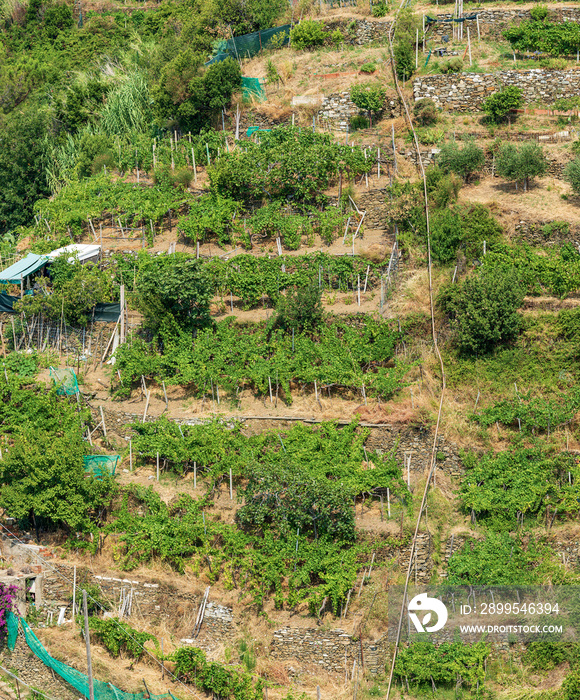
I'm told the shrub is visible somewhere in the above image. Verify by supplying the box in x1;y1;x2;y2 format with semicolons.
524;639;568;671
438;268;524;354
269;284;323;333
394;40;414;80
331;29;344;46
173;167;193;188
290;20;327;49
437;140;485;183
90;153;115;176
563;670;580;700
413;97;438;126
350;82;386;126
440;57;463;74
483;86;523;123
360;62;377;73
371;1;388;17
425;166;461;208
266;59;280;84
530;4;548;21
496;141;547;191
564;157;580;194
350;114;369;131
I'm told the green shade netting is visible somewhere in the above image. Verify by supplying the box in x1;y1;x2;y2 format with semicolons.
242;77;266;101
49;367;79;396
0;254;48;285
83;455;120;478
206;24;290;64
6;611;18;651
16;618;173;700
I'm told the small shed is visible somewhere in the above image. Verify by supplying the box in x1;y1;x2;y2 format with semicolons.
0;253;49;287
46;243;101;264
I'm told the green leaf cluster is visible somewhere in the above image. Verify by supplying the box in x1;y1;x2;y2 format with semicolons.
438;268;524;355
481;242;580;299
504;19;580;56
395;639;489;689
87;616;157;660
460;448;579;528
114;316;408;403
447;533;548;585
174;646;264;699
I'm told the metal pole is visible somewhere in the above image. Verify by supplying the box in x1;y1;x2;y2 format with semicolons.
83;591;95;700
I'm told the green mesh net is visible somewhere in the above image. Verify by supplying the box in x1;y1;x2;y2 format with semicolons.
49;367;79;396
207;24;290;64
83;455;120;479
18;618;174;700
6;611;18;651
242;77;266;102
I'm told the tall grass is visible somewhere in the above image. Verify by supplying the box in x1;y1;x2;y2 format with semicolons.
99;71;153;136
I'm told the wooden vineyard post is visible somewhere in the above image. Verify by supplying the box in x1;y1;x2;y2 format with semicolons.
83;591;95;700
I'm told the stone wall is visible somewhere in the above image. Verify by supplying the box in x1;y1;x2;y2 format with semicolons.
0;635;78;700
414;69;580;112
270;627;388;675
42;563;236;651
317;91;402;131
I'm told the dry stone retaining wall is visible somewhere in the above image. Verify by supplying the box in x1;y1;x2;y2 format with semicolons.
270;627;388;675
414;69;580;112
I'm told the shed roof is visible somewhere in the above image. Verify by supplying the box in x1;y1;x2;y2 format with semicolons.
0;254;49;285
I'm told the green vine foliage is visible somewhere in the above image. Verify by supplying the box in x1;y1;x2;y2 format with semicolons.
87;616;157;660
504;20;580;56
481;242;580;299
460;449;579;528
208;126;373;205
447;533;550;585
473;389;580;436
107;421;408;614
394;639;490;690
114;317;408;403
112;250;383;308
173;646;264;700
33;173;187;239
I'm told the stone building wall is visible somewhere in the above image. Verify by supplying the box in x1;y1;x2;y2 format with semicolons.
414;69;580;112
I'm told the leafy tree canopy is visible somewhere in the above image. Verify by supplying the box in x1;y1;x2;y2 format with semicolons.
438;268;524;354
136;253;213;334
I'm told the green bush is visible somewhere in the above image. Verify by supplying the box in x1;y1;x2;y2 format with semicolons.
496;141;547;190
438;268;524;355
360;62;377;73
331;29;344;46
426;167;461;208
530;4;549;21
394;40;414;80
483;86;523;123
440;57;463;74
350;114;370;131
564;157;580;194
371;1;388;17
350;82;386;126
563;670;580;700
447;533;546;585
437;139;485;183
524;639;569;671
290;20;327;49
269;284;324;333
413;97;438;126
